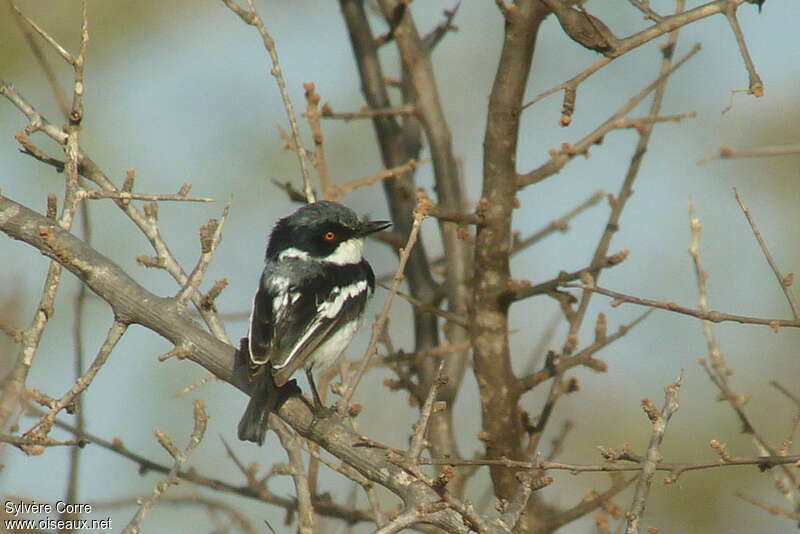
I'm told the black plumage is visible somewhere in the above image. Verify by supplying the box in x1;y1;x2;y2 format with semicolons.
237;201;389;445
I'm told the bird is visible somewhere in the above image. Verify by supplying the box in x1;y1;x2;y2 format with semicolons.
237;200;391;445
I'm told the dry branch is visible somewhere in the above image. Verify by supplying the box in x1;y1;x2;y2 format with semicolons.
222;0;315;203
121;400;209;534
624;375;682;533
561;282;800;330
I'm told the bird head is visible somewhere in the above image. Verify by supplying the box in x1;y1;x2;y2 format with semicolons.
266;201;391;265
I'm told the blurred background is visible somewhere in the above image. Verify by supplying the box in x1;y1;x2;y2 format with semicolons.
1;1;799;532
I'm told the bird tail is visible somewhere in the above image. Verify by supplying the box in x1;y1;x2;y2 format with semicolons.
237;376;272;445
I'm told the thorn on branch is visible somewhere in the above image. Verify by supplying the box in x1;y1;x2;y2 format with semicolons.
122;170;135;193
422;2;461;52
722;2;764;97
137;255;165;269
15;132;65;171
560;87;576;126
201;279;229;311
144;202;158;221
46;195;57;219
272;178;310;204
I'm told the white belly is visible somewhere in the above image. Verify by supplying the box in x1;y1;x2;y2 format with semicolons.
306;319;359;371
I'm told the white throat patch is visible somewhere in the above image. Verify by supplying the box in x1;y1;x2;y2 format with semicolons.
278;247;311;261
325;238;364;265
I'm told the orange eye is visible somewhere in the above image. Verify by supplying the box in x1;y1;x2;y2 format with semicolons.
323;231;336;242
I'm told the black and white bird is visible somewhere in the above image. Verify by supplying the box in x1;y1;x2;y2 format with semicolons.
237;201;391;445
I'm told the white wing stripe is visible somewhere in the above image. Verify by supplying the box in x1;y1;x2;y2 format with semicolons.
272;280;368;370
319;280;368;319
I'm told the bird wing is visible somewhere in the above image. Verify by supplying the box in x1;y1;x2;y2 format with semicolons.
248;262;370;386
247;275;277;366
270;278;369;386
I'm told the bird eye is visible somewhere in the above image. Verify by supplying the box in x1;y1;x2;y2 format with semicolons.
323;231;336;242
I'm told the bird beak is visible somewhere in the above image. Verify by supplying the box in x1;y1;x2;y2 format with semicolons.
359;220;392;237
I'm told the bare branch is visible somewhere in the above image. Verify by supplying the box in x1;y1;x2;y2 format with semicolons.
378;283;469;328
321;103;415;121
722;1;763;96
270;417;315;534
736;492;800;521
561;282;800;330
222;0;315;203
734;189;799;319
329;158;427;198
92;495;259;534
176;201;231;306
628;0;664;22
22;321;127;447
511;190;604;253
519;43;700;188
1;83;231;343
0;432;85;449
520;309;653;391
121;400;209;534
408;361;446;461
9;1;75;65
420;454;800;476
339;194;430;410
771;381;800;410
698;143;800;163
303;82;332;200
624;374;682;533
523;0;751;112
78;190;214;203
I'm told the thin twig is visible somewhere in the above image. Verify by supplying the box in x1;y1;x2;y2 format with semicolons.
1;432;85;449
176;201;231;305
624;374;682;534
511;190;604;253
735;492;800;521
23;321;127;445
8;0;70;115
339;194;430;412
722;2;763;97
9;1;75;65
498;472;553;531
698;143;800;164
519;43;700;187
328;158;428;199
561;282;800;330
611;111;696;129
78;190;214;203
687;198;729;375
1;83;231;343
771;381;800;410
628;0;664;22
121;400;209;534
377;283;468;327
520;309;653;391
511;250;630;301
321;104;415;121
270;416;315;534
92;495;259;534
734;189;799;319
303;83;332;199
408;361;446;461
222;0;315;203
420;453;800;476
522;0;744;112
0;0;90;430
24;401;372;524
